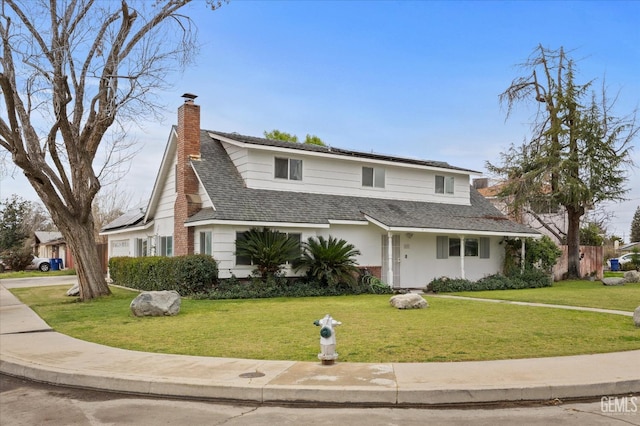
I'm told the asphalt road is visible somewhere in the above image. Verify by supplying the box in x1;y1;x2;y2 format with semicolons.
1;374;638;425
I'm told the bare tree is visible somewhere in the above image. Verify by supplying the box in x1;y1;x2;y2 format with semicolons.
0;0;224;300
93;182;139;243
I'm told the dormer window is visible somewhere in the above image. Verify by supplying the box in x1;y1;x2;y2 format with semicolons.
435;175;454;194
275;157;302;180
362;167;385;188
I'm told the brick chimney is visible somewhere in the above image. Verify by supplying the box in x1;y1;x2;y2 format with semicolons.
174;94;202;256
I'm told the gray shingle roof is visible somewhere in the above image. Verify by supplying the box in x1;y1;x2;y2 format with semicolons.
189;132;538;236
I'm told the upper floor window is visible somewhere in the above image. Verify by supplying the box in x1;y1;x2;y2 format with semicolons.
362;167;385;188
275;157;302;180
436;175;454;194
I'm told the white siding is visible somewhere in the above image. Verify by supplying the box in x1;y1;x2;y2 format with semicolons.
224;145;471;205
314;224;381;267
155;155;176;225
222;142;250;183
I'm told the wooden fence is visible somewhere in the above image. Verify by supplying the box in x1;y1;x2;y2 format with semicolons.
552;245;603;281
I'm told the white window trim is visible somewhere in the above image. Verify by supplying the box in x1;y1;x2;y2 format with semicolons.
275;157;303;181
362;166;385;188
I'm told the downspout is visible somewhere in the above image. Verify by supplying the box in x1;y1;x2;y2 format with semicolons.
387;232;394;286
460;235;466;279
521;239;526;273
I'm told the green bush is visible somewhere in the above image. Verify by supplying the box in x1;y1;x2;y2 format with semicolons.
293;235;361;289
503;236;561;275
235;227;300;279
109;255;218;295
1;249;33;271
175;254;220;294
427;269;552;293
193;270;393;300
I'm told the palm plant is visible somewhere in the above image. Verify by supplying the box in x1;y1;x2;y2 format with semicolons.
293;236;361;288
235;228;300;279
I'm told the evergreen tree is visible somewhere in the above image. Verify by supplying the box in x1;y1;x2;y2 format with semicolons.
631;206;640;243
487;45;637;278
0;195;30;252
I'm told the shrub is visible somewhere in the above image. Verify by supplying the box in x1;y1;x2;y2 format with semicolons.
1;248;33;271
235;227;300;279
428;277;474;292
503;236;561;274
360;274;393;294
175;254;220;294
427;270;552;293
109;255;218;295
194;269;393;300
293;235;361;289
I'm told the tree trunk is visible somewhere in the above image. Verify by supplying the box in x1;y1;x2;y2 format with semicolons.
51;210;111;301
566;206;583;279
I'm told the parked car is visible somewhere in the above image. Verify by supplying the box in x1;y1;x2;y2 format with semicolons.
607;253;636;269
30;257;52;272
0;256;51;273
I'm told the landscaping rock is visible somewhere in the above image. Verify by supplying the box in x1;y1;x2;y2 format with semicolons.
634;306;640;328
624;270;640;283
390;293;428;309
601;277;625;286
66;283;80;297
130;291;181;317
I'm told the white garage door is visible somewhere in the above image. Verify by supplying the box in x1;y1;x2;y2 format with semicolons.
110;239;130;257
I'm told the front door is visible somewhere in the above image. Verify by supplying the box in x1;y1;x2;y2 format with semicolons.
381;234;401;288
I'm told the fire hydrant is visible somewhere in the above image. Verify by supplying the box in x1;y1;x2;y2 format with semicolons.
314;314;341;365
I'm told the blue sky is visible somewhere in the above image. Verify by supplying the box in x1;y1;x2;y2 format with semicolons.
1;0;639;239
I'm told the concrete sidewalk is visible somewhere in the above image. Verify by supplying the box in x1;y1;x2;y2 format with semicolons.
1;279;638;407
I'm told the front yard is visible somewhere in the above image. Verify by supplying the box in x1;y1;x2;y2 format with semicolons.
450;279;640;312
9;282;640;363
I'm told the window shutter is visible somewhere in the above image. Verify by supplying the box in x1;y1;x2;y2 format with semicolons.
479;237;490;259
436;236;448;259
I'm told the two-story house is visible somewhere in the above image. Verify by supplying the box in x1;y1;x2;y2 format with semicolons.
101;96;539;288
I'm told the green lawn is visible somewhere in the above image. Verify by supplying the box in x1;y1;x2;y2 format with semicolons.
10;284;640;363
0;269;77;279
451;280;640;312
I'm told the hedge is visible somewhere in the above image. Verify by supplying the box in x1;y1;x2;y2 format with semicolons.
427;269;553;293
193;273;394;300
109;255;219;295
109;256;393;299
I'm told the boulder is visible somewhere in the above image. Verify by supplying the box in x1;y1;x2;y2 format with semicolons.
130;290;181;317
390;293;428;309
602;277;625;286
634;306;640;328
66;283;80;297
624;270;640;283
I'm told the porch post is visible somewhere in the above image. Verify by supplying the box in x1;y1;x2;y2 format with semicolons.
387;232;394;286
521;238;526;272
460;235;465;279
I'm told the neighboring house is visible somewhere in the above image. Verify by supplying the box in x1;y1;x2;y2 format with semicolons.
474;178;604;280
101;96;539;289
619;242;640;253
33;231;73;269
474;178;568;245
